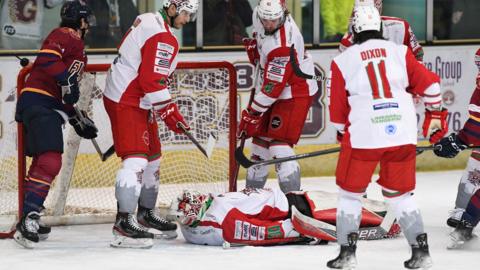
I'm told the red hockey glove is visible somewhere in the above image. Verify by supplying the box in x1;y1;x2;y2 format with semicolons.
242;37;259;65
422;108;448;144
157;103;190;134
237;108;262;139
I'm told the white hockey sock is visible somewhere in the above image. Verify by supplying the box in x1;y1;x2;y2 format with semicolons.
115;157;148;213
270;145;300;193
384;191;424;246
139;158;161;209
246;142;270;189
336;188;363;245
455;155;480;209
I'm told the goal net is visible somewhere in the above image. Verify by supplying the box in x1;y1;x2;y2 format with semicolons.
0;62;237;236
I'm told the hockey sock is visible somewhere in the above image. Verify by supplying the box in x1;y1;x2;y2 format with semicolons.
462;189;480;226
246;138;270;189
23;152;62;214
270;143;300;193
115;157;148;213
455;155;480;209
384;191;424;246
337;188;363;245
139;158;161;209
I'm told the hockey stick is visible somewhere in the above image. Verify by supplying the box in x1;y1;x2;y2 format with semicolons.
73;106;114;162
291;206;398;241
289;44;324;82
236;146;341;168
233;62;261;182
177;122;210;158
416;145;480;155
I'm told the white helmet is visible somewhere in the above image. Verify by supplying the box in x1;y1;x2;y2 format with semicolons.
257;0;286;21
163;0;199;22
355;0;382;13
352;6;381;33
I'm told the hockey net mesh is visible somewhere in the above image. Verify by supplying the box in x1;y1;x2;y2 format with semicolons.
0;62;236;233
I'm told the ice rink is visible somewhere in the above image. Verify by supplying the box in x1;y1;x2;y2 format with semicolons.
1;170;478;270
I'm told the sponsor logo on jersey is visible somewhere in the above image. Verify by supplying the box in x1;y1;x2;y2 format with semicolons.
3;25;16;36
271;116;282;129
271;56;289;67
371;114;402;124
258;227;265;240
373;102;398;110
266;225;282;239
157;42;175;54
264;82;274;93
250;225;258;240
385;124;397;135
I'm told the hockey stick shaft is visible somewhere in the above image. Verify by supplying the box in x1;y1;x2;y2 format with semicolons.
73;105;105;161
177;122;209;158
235;146;341;168
289;44;324;82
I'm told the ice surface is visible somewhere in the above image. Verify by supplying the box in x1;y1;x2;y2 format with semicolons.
1;170;478;270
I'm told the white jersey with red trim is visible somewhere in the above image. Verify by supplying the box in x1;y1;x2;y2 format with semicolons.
104;12;179;109
180;187;290;246
339;16;424;61
328;39;441;149
249;7;317;113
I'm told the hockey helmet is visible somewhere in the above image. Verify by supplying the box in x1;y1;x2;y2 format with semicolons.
352;5;381;33
355;0;382;14
257;0;287;35
174;190;210;226
163;0;199;22
60;0;95;27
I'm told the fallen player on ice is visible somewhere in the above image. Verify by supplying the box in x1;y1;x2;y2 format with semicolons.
169;187;400;247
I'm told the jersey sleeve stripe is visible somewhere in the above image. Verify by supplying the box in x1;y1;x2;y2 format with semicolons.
39;49;62;58
21;87;55;98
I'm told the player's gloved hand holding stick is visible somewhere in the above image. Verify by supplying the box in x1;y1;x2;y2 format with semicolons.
433;133;468;158
422;106;448;144
237;107;262;139
60;73;80;105
69;108;98;139
156;103;190;134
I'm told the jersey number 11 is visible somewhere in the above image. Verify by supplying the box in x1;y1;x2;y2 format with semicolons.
365;60;392;99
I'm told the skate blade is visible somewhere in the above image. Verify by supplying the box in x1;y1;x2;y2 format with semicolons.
153;230;177;240
13;231;37;249
110;235;153;249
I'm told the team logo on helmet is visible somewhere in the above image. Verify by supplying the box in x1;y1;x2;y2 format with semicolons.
352;5;381;33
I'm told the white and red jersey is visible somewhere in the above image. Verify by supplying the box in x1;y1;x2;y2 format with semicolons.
339;16;424;61
180;187;300;246
249;7;318;113
104;12;178;109
328;39;441;149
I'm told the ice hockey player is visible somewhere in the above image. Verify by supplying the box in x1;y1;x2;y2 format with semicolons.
103;0;198;248
13;0;97;249
171;187;398;247
340;0;424;61
433;48;480;249
328;5;448;269
239;0;318;193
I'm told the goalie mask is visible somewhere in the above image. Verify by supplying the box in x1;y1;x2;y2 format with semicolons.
163;0;199;28
257;0;287;35
352;5;381;33
174;190;211;226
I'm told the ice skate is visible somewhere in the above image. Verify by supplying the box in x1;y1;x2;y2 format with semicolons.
447;220;475;249
13;212;40;249
137;205;178;240
404;233;432;269
37;207;51;241
111;212;154;249
327;232;358;269
446;208;464;228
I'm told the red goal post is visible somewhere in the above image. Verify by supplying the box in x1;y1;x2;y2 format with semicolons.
0;61;238;238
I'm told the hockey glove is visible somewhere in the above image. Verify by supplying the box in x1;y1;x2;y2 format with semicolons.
69;110;98;139
237;108;262;139
157;103;190;134
433;133;468;158
422;108;448;144
242;36;259;65
60;73;80;105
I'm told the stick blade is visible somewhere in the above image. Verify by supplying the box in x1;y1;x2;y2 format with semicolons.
234;146;255;168
205;132;217;158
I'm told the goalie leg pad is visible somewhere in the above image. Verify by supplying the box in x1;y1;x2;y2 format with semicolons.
115;157;148;213
270;144;301;193
337;188;363;245
384;191;425;246
23;151;62;214
246;140;270;189
139;158;160;209
455;155;480;209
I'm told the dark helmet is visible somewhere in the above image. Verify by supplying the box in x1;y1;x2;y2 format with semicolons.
61;0;94;28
